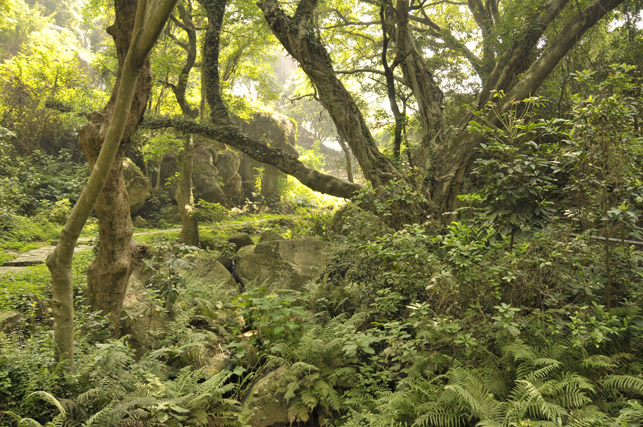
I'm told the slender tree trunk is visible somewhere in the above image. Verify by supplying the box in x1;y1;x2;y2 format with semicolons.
80;0;151;329
176;135;199;245
379;3;404;162
170;0;200;246
47;0;178;367
337;136;353;183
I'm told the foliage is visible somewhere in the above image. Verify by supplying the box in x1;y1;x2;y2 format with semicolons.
562;64;643;238
194;199;229;223
468;94;561;242
0;1;106;154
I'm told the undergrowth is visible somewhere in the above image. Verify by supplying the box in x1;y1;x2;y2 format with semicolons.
0;207;641;426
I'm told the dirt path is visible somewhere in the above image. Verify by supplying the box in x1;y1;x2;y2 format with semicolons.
0;217;282;274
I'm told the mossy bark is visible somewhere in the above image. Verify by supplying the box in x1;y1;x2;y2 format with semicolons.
47;0;178;368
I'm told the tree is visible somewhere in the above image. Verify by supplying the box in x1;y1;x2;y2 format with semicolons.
167;0;201;246
47;0;177;368
255;0;626;222
146;0;361;200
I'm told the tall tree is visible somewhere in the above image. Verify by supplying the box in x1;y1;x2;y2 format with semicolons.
256;0;626;219
168;0;201;246
47;0;177;368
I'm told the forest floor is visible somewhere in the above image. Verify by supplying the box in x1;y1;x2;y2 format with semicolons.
0;216;281;274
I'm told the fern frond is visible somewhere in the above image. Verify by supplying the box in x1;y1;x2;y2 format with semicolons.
287;399;310;423
581;355;616;370
611;399;643;426
16;419;44;427
76;387;111;406
525;358;562;382
28;391;66;417
300;389;318;409
413;406;468;427
602;375;643;395
503;341;536;362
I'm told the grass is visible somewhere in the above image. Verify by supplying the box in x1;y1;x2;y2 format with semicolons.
0;264;51;312
0;249;94;312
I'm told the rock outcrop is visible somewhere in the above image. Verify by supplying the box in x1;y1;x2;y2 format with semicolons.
234;237;334;292
240;367;290;427
235;111;299;201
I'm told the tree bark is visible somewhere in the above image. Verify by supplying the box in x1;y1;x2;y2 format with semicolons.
395;0;445;150
257;0;406;189
177;136;199;245
193;0;361;200
170;0;200;246
379;2;404;162
47;0;177;367
80;0;153;329
337;136;354;183
430;0;625;214
143;118;361;198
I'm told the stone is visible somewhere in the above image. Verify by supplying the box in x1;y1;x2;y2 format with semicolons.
228;233;254;251
122;265;165;355
258;230;283;243
223;172;243;203
0;311;24;332
240;367;290;427
181;254;238;292
123;158;150;215
233;111;299;200
215;150;241;186
193;147;227;206
234;237;334;292
204;352;230;376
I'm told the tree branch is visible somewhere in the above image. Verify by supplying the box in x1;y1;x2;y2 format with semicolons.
142;117;361;198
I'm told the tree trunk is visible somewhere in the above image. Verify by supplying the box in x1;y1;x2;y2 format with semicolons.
176;136;199;246
193;0;360;200
170;0;200;246
47;0;177;367
429;0;625;215
337;136;354;183
257;0;405;189
79;0;153;328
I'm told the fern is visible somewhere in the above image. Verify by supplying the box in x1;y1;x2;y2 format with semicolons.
27;391;66;418
602;375;643;395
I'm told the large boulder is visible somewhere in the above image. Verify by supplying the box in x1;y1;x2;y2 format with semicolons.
240;367;290;427
180;253;238;293
234;111;299;200
216;150;243;203
122;266;165;355
192;146;227;205
123;158;150;215
0;310;24;332
228;233;254;251
234;237;334;292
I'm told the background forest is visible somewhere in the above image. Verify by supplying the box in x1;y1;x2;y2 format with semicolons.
0;0;642;425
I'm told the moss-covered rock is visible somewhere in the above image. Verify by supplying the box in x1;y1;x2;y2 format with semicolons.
234;237;334;292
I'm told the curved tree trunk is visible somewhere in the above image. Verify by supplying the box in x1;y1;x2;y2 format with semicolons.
257;0;406;189
170;0;200;246
429;0;625;215
48;0;177;367
80;0;154;330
